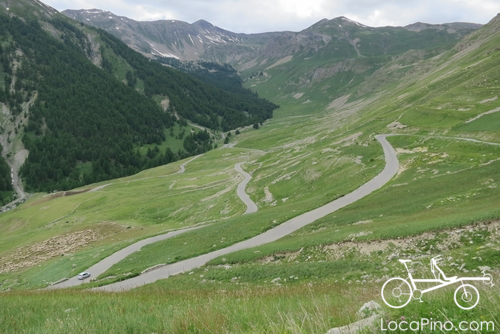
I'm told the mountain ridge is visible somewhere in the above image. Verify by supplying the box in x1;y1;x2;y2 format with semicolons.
63;9;482;63
63;9;246;60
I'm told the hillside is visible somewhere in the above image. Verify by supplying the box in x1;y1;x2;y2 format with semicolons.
1;4;500;334
239;17;483;104
0;0;277;192
346;13;500;141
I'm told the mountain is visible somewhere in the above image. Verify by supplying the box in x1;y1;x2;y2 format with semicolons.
63;10;481;65
63;10;482;105
0;0;277;193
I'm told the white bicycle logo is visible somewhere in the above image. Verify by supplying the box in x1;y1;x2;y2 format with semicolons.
381;256;494;310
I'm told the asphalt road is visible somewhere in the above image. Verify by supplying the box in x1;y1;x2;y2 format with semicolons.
234;162;258;214
47;226;204;289
93;134;399;291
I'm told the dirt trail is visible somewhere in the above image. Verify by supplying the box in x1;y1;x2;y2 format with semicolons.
177;154;202;174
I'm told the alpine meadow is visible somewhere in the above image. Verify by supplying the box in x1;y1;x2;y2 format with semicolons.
1;0;500;333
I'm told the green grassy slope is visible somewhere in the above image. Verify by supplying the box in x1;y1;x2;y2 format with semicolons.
236;17;478;107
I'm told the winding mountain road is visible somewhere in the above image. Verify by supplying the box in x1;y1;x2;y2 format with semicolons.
234;163;258;214
50;153;255;289
90;134;399;291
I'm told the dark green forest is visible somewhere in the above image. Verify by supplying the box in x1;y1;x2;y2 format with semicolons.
0;16;174;191
0;14;276;193
155;57;266;100
98;31;278;131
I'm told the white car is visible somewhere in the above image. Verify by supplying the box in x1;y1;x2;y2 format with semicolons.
78;272;91;280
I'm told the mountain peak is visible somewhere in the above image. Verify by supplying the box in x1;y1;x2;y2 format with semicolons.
82;8;107;14
335;16;367;27
193;19;213;28
307;16;369;33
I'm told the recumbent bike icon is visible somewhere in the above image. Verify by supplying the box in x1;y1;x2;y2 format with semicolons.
381;256;494;310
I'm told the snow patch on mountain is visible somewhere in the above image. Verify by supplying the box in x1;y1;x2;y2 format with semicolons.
148;42;179;59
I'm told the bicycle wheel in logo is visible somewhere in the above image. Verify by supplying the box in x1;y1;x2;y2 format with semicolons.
381;277;412;309
454;284;479;310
